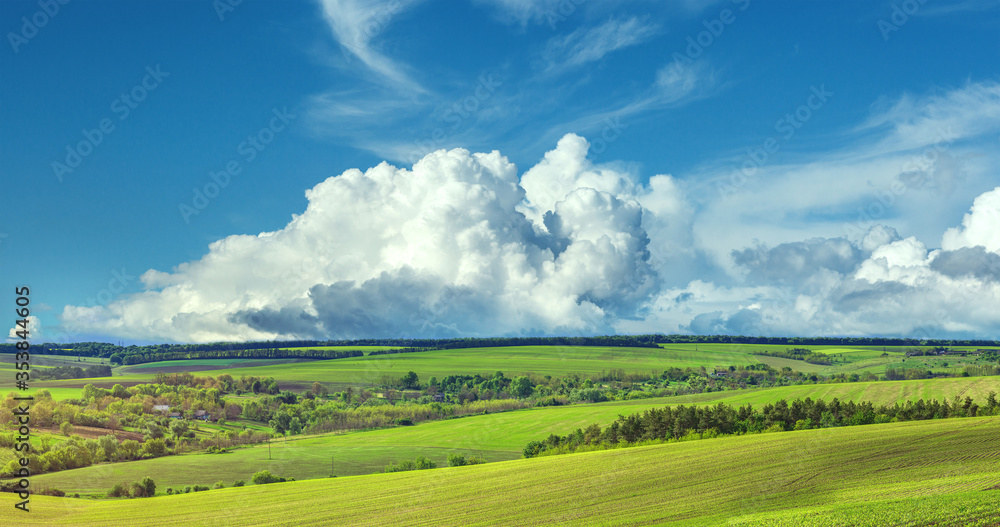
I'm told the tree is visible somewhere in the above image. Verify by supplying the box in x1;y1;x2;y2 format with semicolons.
141;438;167;457
169;419;189;440
110;384;129;398
225;402;242;420
448;453;467;467
107;482;129;498
269;410;293;435
60;421;74;436
144;422;165;440
98;434;118;461
523;440;545;458
401;371;419;389
109;353;123;365
82;383;99;402
132;477;155;497
119;439;141;460
414;456;436;469
510;376;534;398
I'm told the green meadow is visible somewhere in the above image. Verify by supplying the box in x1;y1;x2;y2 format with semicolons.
28;375;1000;494
20;416;1000;526
3;343;991;393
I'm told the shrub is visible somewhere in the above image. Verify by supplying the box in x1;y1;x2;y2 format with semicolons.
59;422;74;436
568;388;608;403
166;488;173;495
214;481;224;489
447;453;467;467
123;477;156;498
252;470;286;485
384;459;416;473
36;487;65;497
414;456;436;470
140;477;156;497
130;482;148;498
193;485;210;492
466;455;487;465
107;483;129;498
233;480;245;487
523;440;545;458
141;438;167;457
183;486;192;494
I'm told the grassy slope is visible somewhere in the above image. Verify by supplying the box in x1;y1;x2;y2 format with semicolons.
662;375;1000;407
2;345;746;392
682;343;992;375
21;416;1000;526
27;375;1000;494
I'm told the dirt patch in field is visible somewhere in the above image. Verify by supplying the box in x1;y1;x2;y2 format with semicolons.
40;425;143;442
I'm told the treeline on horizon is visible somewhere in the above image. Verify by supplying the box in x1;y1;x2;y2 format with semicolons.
523;393;1000;459
3;334;999;363
749;348;833;365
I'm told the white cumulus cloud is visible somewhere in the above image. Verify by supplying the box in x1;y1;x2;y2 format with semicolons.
62;136;661;342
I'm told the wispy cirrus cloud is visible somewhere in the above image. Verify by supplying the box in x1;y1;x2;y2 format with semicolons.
856;81;1000;155
541;16;660;74
317;0;427;94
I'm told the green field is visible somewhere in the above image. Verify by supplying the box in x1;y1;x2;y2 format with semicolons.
3;345;761;391
183;345;762;386
3;343;991;393
20;416;1000;526
276;345;406;352
681;343;991;376
662;375;1000;407
27;375;1000;494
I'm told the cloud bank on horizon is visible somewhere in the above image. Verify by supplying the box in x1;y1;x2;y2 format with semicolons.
60;81;1000;343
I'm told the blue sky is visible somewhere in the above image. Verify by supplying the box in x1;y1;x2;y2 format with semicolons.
1;0;998;344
